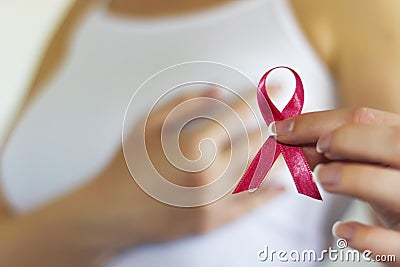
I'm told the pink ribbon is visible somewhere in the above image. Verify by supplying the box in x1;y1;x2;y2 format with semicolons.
233;66;322;200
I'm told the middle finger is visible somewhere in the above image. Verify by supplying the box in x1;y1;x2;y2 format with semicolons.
317;124;400;167
315;162;400;210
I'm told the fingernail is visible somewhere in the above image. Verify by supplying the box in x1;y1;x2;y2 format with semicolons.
312;165;320;184
332;221;342;238
268;121;276;136
313;164;340;186
316;134;331;153
332;221;355;241
273;119;294;136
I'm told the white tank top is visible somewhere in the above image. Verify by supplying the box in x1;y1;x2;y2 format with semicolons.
2;0;339;266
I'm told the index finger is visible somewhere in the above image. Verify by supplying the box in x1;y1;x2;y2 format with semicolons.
276;107;400;145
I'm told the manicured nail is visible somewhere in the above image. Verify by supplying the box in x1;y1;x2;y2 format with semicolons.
332;221;355;241
316;134;331;153
313;164;340;186
268;122;276;136
332;221;342;238
273;119;294;136
311;168;319;184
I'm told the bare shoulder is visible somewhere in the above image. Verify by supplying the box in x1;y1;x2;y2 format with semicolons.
290;0;400;68
291;0;400;111
333;0;400;112
335;0;400;26
332;0;400;43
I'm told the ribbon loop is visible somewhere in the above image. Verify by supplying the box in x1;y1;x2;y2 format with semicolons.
233;66;322;200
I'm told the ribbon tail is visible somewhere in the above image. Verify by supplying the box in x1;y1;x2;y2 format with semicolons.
233;138;280;194
281;146;322;200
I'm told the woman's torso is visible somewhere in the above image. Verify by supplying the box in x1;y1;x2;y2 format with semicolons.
1;0;338;266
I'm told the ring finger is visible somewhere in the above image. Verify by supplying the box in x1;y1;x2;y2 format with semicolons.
315;162;400;210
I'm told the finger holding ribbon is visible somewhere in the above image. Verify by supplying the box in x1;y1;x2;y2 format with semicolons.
274;107;400;261
233;66;322;200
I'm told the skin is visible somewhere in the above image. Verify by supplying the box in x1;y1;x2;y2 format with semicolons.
276;107;400;265
1;0;400;265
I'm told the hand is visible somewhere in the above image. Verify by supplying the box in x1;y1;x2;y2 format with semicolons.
0;88;284;267
90;88;283;254
274;107;400;263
